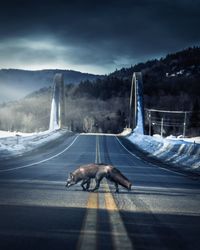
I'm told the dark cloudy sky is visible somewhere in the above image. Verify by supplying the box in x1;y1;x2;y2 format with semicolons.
0;0;200;74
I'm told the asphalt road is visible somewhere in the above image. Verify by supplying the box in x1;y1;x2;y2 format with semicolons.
0;133;200;250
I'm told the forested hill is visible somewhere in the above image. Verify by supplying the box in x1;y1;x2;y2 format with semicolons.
110;46;200;80
108;46;200;106
73;47;200;109
64;46;200;135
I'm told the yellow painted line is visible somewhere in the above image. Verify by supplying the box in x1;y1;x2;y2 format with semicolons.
95;135;98;164
95;135;101;164
78;135;101;250
77;187;98;250
104;181;134;250
78;134;133;250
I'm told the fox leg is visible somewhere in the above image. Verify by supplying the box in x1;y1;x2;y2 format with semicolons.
81;178;90;191
85;179;91;191
114;182;119;193
91;175;104;192
107;176;119;193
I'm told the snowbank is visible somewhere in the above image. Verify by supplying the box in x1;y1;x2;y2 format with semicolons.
0;129;69;158
119;128;132;136
128;133;200;172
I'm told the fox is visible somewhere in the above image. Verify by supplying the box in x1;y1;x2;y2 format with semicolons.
65;163;132;193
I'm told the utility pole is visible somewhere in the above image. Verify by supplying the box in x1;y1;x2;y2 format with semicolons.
149;111;151;136
161;117;164;137
183;112;187;137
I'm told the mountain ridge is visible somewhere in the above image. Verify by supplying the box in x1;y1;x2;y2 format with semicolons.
0;68;104;103
110;46;200;79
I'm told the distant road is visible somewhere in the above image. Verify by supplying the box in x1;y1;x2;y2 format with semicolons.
0;134;200;250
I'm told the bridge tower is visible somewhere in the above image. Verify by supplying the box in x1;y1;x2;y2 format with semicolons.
129;72;144;134
49;73;65;130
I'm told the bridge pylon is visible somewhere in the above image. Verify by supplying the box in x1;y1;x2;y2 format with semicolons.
49;73;65;130
129;72;144;134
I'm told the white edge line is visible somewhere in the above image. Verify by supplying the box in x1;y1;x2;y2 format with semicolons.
0;135;80;173
115;136;186;177
115;136;140;160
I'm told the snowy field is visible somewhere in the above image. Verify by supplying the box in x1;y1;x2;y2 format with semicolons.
128;132;200;173
0;129;69;158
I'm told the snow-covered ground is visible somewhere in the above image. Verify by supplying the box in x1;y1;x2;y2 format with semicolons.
128;132;200;173
0;129;69;158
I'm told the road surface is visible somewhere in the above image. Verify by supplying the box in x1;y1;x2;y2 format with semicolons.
0;133;200;250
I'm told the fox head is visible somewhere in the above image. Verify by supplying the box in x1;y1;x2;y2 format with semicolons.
65;173;76;187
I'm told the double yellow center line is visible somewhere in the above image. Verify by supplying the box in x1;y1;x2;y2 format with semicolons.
95;135;101;164
77;192;99;250
77;135;133;250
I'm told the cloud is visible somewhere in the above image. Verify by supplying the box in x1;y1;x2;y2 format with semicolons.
0;38;65;68
0;0;199;73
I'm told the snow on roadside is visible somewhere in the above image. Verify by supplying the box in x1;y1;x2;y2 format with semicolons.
118;128;132;136
0;129;69;158
128;133;200;173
